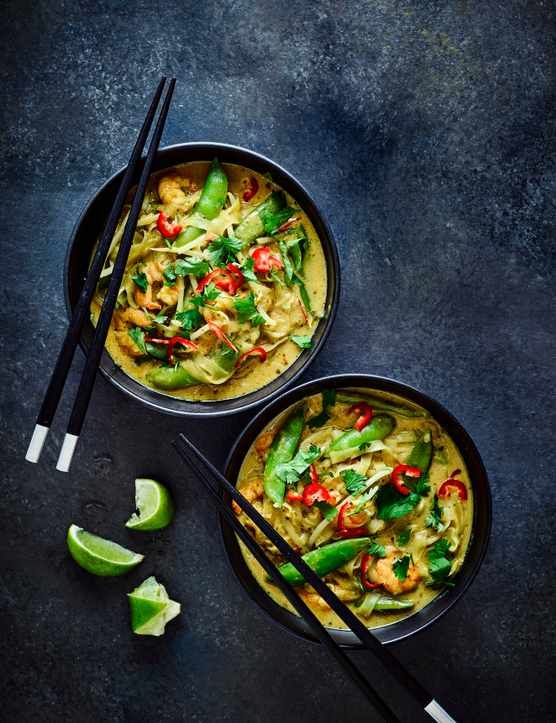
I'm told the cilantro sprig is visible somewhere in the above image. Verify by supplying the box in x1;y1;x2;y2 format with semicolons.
275;445;321;484
234;293;264;326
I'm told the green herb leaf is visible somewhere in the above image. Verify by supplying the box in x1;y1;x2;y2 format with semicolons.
293;274;312;314
209;235;244;266
309;388;336;428
425;495;443;531
191;283;220;307
175;308;203;334
240;257;258;282
427;539;452;584
131;271;148;293
278;240;294;284
275;444;321;484
376;484;421;521
315;501;338;521
368;541;387;558
290;335;313;349
393;555;411;581
340;469;368;496
153;312;167;324
128;327;146;354
397;529;411;546
261;206;295;235
234;292;264;326
164;258;210;285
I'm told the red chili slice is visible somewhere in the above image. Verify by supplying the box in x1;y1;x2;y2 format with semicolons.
144;335;198;364
349;403;373;431
286;490;304;503
438;478;468;500
207;321;238;353
251;246;283;273
157;211;182;239
390;464;422;496
309;464;319;485
197;264;244;295
360;552;381;590
276;216;299;233
302;482;332;507
238;346;267;364
242;176;259;202
336;501;368;538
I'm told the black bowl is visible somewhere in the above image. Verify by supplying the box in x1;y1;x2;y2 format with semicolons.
64;143;340;417
222;373;491;646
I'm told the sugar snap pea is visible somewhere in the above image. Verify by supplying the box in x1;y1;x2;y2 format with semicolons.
147;364;201;389
326;414;395;458
263;410;304;506
174;159;228;247
406;430;433;472
278;537;371;585
235;191;286;243
374;595;414;611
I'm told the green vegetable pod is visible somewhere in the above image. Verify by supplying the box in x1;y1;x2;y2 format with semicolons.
336;392;429;419
146;365;201;390
145;342;168;361
196;158;229;220
174;226;204;248
235;191;286;243
406;430;433;472
278;537;371;585
374;596;414;611
146;346;238;390
263;410;304;506
326;414;395;463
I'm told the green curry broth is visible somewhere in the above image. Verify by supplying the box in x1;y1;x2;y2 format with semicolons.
235;389;473;630
91;161;327;401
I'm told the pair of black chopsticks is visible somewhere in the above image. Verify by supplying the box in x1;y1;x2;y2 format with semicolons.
174;434;456;723
25;78;175;472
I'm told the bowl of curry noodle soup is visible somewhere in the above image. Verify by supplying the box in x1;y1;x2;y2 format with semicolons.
222;374;491;645
65;143;339;417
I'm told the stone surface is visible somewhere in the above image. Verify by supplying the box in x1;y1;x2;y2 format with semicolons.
1;1;555;721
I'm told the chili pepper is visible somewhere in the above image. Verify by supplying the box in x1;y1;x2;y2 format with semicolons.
326;414;395;460
242;176;259;202
278;537;371;585
350;402;373;431
276;216;299;233
286;490;304;503
337;501;368;538
360;553;381;590
303;481;332;507
390;464;422;497
251;246;283;273
263;411;304;506
144;335;198;364
197;263;244;295
238;346;267;364
157;211;182;239
309;464;319;485
207;321;238;353
438;477;468;500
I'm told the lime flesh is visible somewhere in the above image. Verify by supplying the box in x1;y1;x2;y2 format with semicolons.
128;576;181;635
67;524;144;576
125;478;175;531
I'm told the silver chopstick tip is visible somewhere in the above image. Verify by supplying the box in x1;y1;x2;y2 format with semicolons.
25;424;50;463
56;433;79;473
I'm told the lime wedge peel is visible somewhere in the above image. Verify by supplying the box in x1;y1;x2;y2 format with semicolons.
125;478;175;531
128;576;181;636
67;524;144;576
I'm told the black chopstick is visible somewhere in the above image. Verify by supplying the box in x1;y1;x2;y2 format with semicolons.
174;434;456;723
174;439;398;722
174;440;398;723
25;78;167;465
54;79;176;472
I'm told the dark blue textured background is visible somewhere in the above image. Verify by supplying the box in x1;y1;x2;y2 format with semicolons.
1;1;554;721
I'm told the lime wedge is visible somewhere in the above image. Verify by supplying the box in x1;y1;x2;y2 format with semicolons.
128;576;181;636
125;478;175;531
67;524;144;576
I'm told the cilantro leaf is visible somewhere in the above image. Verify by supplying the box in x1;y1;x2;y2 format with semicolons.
376;484;421;521
175;308;203;334
128;327;146;354
234;293;264;326
393;555;411;581
191;283;220;307
209;235;244;266
427;539;453;584
290;335;313;349
275;444;321;484
309;389;336;428
425;495;443;531
240;257;258;282
315;501;338;521
131;271;148;292
164;258;209;285
260;205;295;235
368;541;387;558
340;469;368;495
397;528;411;546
